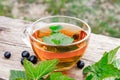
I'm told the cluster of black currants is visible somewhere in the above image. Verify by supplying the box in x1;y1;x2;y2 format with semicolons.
21;51;38;65
4;51;38;65
4;51;85;69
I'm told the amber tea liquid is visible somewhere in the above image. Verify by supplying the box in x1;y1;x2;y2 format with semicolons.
30;23;88;71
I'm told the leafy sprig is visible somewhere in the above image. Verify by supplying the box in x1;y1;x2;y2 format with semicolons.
9;59;74;80
83;46;120;80
42;25;74;45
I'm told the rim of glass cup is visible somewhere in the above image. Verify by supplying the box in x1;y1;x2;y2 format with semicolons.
28;16;91;46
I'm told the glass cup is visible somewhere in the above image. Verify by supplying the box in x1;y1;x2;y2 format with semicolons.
23;16;91;71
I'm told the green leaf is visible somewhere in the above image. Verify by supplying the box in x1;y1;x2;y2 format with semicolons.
42;25;74;45
85;74;94;80
83;66;93;74
50;72;74;80
52;39;61;44
98;52;109;66
60;35;74;44
42;33;74;45
50;25;63;33
42;36;54;45
113;58;120;70
83;46;120;80
99;64;120;79
98;46;120;66
23;59;59;80
85;73;101;80
35;59;59;79
85;64;120;80
9;70;26;80
108;46;120;64
23;59;35;79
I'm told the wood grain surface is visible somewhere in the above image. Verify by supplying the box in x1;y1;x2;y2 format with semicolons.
0;16;120;80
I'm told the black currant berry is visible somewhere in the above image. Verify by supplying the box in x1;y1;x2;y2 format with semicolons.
4;51;11;59
28;55;37;64
77;60;85;69
21;50;30;58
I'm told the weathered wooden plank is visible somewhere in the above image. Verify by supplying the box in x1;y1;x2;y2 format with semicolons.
0;42;31;79
0;16;120;80
0;16;30;46
84;34;120;62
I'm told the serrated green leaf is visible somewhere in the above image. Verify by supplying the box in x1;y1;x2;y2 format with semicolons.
85;64;120;80
108;46;120;64
9;70;26;80
35;59;59;79
98;52;109;66
113;58;120;70
23;59;59;80
60;35;74;44
50;72;74;80
83;66;93;74
85;74;94;80
52;39;61;44
50;25;63;33
99;64;120;79
42;25;74;45
23;59;35;79
98;46;120;67
85;73;101;80
42;33;74;45
84;46;120;80
42;36;54;45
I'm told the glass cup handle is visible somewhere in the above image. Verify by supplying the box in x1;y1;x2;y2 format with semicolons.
22;26;31;48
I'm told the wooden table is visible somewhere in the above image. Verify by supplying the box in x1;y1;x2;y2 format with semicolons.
0;16;120;80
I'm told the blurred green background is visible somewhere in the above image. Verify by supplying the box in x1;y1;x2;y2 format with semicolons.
0;0;120;38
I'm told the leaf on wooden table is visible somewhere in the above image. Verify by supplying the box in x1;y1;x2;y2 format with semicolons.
9;70;26;80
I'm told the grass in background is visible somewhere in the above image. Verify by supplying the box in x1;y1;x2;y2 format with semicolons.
0;0;120;38
0;0;13;17
17;0;37;3
45;0;120;38
43;0;67;14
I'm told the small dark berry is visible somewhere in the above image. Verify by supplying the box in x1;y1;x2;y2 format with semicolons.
28;55;37;64
21;50;30;58
4;51;11;59
77;60;85;69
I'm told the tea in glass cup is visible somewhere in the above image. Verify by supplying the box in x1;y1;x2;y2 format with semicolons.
23;16;91;71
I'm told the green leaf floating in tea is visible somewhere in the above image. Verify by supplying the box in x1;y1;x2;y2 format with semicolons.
42;25;74;45
50;25;63;33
